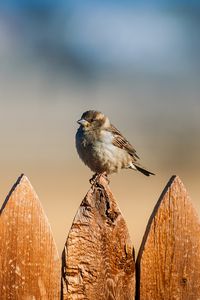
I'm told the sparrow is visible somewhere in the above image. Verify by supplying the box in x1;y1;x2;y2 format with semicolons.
76;110;154;182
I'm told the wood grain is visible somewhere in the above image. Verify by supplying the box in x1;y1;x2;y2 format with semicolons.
62;176;135;300
0;174;61;300
136;175;200;300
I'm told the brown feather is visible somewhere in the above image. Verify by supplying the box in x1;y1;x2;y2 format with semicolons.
134;165;155;176
106;124;140;160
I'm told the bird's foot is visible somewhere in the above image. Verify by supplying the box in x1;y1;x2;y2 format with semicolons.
89;173;98;185
89;172;110;186
101;173;110;185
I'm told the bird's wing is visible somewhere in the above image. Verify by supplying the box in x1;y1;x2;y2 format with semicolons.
107;124;140;159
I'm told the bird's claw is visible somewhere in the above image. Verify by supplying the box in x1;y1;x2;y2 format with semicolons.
89;173;98;185
89;172;110;186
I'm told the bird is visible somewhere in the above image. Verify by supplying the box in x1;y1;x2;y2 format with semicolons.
76;110;154;183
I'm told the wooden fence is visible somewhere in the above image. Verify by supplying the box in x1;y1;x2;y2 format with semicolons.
0;174;200;299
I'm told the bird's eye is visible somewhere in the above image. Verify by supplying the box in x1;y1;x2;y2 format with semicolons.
90;118;94;122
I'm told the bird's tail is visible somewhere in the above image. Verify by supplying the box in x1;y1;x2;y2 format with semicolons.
135;165;155;176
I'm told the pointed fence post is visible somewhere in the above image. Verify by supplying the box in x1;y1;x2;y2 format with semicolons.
0;174;61;300
136;175;200;300
62;176;135;300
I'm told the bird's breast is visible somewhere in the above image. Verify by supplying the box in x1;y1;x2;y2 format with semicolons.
76;128;130;173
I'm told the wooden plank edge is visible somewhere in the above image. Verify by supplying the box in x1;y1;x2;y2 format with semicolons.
0;173;24;215
135;175;177;300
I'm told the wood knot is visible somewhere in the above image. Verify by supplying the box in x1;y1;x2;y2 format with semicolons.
181;277;187;285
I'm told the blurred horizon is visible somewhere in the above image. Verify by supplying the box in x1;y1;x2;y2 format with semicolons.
0;0;200;254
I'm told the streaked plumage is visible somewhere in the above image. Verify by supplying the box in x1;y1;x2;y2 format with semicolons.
76;110;154;177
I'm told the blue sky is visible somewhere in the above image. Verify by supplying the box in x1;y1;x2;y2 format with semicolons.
0;0;199;77
1;0;200;7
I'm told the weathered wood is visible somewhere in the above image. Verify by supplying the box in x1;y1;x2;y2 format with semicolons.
0;174;61;300
136;175;200;300
62;176;135;300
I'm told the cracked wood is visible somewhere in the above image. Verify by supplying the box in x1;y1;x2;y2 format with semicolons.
62;176;135;300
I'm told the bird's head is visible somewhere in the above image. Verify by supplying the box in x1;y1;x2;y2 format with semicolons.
77;110;110;131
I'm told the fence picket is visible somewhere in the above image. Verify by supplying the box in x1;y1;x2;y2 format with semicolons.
61;176;135;300
1;174;200;300
0;174;61;300
136;175;200;300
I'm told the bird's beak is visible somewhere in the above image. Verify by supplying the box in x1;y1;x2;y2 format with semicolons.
77;119;89;127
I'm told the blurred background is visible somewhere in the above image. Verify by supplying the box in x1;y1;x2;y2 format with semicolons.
0;0;200;255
